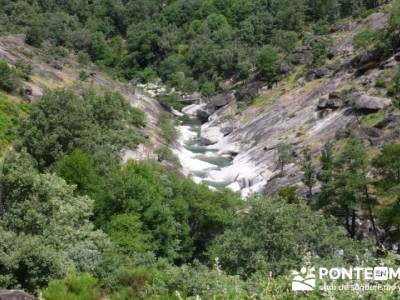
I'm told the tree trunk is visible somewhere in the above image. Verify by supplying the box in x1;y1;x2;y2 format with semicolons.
351;209;357;238
364;185;378;243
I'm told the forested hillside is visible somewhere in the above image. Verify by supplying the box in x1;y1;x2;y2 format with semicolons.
0;0;383;93
1;0;400;299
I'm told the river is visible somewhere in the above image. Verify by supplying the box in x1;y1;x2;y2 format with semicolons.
173;117;235;190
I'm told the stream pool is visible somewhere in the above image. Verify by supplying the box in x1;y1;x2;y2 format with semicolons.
174;117;234;189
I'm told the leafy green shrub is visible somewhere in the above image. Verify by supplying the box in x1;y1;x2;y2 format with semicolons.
155;145;180;166
353;27;378;49
310;40;329;67
17;88;145;169
56;149;99;195
96;160;242;263
256;46;280;83
209;196;369;278
158;94;184;111
78;70;89;81
15;59;33;80
106;213;150;255
25;26;44;47
43;273;102;300
0;60;22;93
0;93;28;152
158;112;178;144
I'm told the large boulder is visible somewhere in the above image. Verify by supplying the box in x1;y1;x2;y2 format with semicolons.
0;290;33;300
317;97;342;110
349;93;392;112
200;125;224;145
196;104;215;122
317;91;343;110
183;103;206;117
209;92;235;108
375;115;400;129
235;81;265;104
277;62;293;75
305;68;327;81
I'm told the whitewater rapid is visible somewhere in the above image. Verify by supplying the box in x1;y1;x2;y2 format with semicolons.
173;117;268;197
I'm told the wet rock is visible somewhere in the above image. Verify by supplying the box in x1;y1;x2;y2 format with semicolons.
182;103;206;117
235;81;265;104
277;62;293;75
200;126;224;145
305;68;327;81
197;104;215;122
349;93;392;112
395;52;400;62
0;290;33;300
292;45;312;65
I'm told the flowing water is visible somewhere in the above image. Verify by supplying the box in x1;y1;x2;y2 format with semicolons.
173;117;234;189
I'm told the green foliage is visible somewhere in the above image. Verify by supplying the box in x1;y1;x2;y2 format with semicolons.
310;40;328;67
158;94;184;111
15;59;33;80
389;0;400;31
374;143;400;194
208;196;366;278
0;228;65;293
96;160;242;263
56;149;99;196
277;143;293;176
25;26;44;47
272;30;299;53
316;139;377;239
0;60;22;93
3;0;375;92
256;46;280;83
301;147;316;200
155;145;180;166
43;273;102;300
0;93;28;153
158;112;178;144
106;213;150;255
353;27;378;49
17;88;145;169
0;151;107;292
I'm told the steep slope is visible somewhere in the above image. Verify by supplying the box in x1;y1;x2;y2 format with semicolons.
178;11;399;197
0;35;164;160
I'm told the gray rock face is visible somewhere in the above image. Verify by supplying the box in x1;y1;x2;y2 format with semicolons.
306;68;327;81
0;290;33;300
235;81;265;104
197;104;215;121
200;125;225;145
292;45;312;65
375;115;400;129
318;91;343;109
318;97;342;109
209;92;235;108
349;93;392;112
277;62;293;75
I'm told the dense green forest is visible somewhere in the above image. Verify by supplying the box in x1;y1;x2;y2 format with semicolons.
0;0;384;93
1;0;400;299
